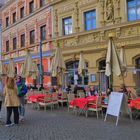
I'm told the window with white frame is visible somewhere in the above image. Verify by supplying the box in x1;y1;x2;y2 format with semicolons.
127;0;140;21
84;10;96;31
63;17;72;35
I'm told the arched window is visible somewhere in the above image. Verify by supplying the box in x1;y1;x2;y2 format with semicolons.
66;60;88;85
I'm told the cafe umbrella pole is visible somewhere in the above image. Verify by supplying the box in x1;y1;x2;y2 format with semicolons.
39;41;44;90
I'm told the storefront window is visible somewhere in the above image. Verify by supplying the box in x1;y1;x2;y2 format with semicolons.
66;60;88;85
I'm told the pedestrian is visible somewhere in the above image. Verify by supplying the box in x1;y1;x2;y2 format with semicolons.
4;77;20;126
0;77;4;119
16;76;27;122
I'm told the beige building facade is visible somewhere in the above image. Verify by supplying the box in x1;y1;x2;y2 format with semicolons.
52;0;140;93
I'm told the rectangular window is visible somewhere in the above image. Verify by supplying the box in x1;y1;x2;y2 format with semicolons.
21;34;25;47
29;0;34;14
20;7;24;19
40;0;45;7
13;37;17;50
63;17;72;35
13;12;16;23
84;10;96;31
40;25;46;41
6;17;9;27
127;0;140;21
30;30;35;44
6;40;9;52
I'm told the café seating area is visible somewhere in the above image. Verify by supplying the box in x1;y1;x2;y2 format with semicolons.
26;87;140;120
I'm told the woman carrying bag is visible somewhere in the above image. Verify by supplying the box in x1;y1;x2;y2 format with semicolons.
4;77;20;126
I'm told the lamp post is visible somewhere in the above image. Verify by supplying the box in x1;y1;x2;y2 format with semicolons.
39;41;44;90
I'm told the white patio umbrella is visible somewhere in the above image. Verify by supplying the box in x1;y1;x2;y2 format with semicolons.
78;52;86;76
20;63;25;78
105;38;121;80
0;60;3;75
31;62;38;79
7;58;15;78
22;51;37;78
51;47;66;77
120;47;127;77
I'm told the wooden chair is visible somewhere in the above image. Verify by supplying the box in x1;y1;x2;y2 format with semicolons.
58;92;68;107
128;88;138;100
67;93;75;112
86;96;103;118
38;94;53;111
78;92;85;98
52;93;59;109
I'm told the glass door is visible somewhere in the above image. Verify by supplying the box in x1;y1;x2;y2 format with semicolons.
66;60;88;86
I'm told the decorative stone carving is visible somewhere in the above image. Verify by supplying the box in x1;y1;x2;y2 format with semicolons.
105;0;114;22
100;31;105;41
58;5;74;14
73;2;80;32
54;10;58;36
116;28;121;38
79;0;97;8
99;0;105;26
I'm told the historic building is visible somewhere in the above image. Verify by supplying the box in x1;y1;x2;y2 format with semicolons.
0;0;5;60
1;0;53;86
52;0;140;93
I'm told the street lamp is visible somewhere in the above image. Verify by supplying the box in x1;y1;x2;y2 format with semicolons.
39;41;44;90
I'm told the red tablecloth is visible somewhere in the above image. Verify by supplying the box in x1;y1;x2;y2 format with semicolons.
129;98;140;109
28;94;46;102
71;96;97;109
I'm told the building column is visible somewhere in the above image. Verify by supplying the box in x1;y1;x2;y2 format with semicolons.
35;19;38;43
25;24;28;47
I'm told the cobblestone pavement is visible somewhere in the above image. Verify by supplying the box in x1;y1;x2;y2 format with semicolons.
0;105;140;140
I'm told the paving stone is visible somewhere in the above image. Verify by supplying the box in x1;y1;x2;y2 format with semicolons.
0;105;140;140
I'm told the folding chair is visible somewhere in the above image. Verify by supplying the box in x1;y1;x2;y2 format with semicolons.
86;96;103;118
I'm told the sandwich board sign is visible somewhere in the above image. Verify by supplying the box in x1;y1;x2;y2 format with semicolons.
104;92;132;126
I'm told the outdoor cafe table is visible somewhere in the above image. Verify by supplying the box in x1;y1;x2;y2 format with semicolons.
72;96;97;110
129;98;140;119
28;94;46;103
129;98;140;110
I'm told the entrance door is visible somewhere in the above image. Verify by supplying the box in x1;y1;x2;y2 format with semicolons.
98;60;109;92
136;58;140;94
66;60;88;86
99;71;108;92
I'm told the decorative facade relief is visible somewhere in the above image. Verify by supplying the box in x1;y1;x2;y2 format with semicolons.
54;10;58;36
63;32;101;47
105;0;114;22
73;1;80;32
58;5;74;14
79;0;97;8
116;28;121;38
121;25;140;37
99;0;105;26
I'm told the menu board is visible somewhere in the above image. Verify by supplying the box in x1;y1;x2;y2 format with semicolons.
106;92;123;116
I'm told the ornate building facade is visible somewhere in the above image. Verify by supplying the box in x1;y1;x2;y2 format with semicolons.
1;0;53;86
52;0;140;93
1;0;140;92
